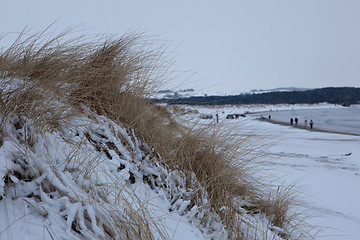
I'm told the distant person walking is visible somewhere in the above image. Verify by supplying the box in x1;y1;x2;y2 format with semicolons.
269;115;271;120
290;118;294;125
295;117;298;125
310;120;314;129
304;119;308;128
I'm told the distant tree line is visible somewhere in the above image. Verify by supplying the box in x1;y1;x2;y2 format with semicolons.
157;87;360;106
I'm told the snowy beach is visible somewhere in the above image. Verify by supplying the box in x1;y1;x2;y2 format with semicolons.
189;104;360;239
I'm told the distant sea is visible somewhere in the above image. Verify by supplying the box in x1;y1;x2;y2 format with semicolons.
257;106;360;135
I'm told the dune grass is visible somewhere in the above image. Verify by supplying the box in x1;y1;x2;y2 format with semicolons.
0;27;313;239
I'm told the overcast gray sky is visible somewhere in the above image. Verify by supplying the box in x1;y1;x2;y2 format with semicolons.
1;0;359;94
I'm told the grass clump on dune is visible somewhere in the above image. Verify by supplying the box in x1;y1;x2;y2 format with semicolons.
0;27;312;239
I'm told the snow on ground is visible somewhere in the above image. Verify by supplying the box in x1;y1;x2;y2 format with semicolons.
0;108;220;240
181;104;360;239
244;117;360;240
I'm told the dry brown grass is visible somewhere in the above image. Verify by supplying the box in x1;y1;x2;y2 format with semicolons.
0;27;312;239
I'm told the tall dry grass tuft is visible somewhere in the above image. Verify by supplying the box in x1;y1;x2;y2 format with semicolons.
0;27;311;239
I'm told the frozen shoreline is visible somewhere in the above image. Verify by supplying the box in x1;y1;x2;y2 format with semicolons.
247;105;360;135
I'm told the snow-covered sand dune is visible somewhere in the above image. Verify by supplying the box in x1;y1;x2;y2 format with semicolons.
0;107;224;240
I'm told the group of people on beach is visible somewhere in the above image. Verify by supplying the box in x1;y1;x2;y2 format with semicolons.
290;117;313;129
267;115;314;129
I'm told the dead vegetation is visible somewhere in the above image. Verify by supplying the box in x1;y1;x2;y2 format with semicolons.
0;27;313;239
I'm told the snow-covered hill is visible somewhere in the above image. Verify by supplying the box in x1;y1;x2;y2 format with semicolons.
249;87;312;94
152;87;313;99
152;88;211;99
0;105;225;239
